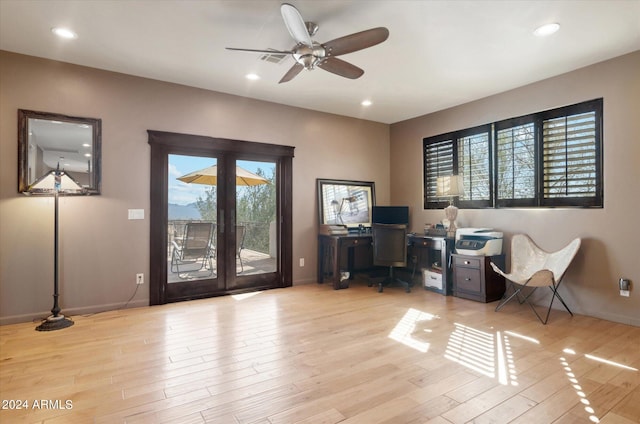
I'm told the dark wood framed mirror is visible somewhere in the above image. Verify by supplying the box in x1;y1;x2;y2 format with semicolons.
317;178;375;229
18;109;102;195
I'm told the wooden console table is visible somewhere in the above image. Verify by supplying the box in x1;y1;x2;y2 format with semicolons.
317;234;372;289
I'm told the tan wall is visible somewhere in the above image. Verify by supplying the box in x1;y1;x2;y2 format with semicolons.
0;51;390;323
390;51;640;326
2;50;638;326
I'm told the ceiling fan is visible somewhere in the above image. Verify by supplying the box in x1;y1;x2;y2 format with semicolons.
226;3;389;83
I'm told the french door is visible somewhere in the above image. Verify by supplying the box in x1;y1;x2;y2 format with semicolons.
148;131;293;304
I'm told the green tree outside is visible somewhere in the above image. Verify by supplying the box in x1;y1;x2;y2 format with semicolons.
195;168;275;254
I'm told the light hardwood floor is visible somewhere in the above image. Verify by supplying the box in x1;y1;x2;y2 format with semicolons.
1;282;639;424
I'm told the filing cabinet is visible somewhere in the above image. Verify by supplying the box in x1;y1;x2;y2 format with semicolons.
452;254;505;302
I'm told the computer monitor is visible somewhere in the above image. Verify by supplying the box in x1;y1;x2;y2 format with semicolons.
372;206;409;225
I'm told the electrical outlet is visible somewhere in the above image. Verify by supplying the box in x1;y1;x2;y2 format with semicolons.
136;273;144;285
619;278;630;296
299;258;305;267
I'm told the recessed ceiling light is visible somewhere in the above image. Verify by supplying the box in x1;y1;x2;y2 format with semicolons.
361;100;372;107
51;27;77;39
245;73;260;80
534;23;560;37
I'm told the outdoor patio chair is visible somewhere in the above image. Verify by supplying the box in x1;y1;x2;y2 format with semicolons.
236;225;246;273
491;234;581;324
171;222;214;277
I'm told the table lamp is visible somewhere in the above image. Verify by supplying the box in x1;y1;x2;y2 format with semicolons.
28;164;84;331
436;175;463;237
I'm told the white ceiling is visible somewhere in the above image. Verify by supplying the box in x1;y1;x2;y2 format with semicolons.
1;0;639;124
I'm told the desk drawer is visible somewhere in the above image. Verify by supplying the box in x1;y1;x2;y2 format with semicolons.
453;256;481;269
414;239;443;249
341;237;369;248
423;270;443;290
455;267;482;293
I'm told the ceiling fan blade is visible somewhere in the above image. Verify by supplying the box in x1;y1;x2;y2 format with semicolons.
279;63;305;83
226;47;292;55
322;27;389;57
281;3;312;47
317;57;364;79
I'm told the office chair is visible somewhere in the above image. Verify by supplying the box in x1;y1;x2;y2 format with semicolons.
370;223;411;293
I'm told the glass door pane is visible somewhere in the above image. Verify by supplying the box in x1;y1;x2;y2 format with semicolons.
149;130;293;305
235;159;277;276
167;154;219;284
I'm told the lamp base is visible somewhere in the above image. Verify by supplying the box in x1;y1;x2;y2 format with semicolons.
444;204;459;237
35;314;74;332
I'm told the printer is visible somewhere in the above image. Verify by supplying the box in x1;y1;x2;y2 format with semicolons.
455;228;503;256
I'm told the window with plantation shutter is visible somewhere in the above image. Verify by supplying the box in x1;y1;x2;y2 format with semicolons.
423;137;454;208
457;126;492;207
542;108;600;206
496;120;536;206
423;98;602;210
424;125;492;209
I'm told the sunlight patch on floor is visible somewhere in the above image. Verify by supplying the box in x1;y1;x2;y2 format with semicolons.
389;311;637;400
232;291;261;301
504;330;540;344
496;331;520;386
442;324;542;385
584;353;638;371
445;323;497;378
387;308;437;353
560;351;601;423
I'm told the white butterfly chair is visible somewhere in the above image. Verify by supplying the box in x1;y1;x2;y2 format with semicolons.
491;234;581;324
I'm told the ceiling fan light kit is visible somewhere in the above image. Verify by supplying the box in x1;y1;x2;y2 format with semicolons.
226;3;389;83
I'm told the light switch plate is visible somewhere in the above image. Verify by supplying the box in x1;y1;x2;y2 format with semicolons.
128;209;144;220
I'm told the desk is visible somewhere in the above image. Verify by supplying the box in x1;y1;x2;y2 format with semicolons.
407;234;455;295
318;234;372;289
317;233;454;292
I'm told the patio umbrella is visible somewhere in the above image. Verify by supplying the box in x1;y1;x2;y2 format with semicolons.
177;165;268;186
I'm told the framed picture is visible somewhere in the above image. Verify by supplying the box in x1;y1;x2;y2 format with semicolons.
317;179;376;228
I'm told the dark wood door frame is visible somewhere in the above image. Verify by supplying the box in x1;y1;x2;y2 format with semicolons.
148;130;294;305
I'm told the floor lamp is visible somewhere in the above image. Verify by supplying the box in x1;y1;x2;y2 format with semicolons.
29;165;84;331
436;175;463;237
